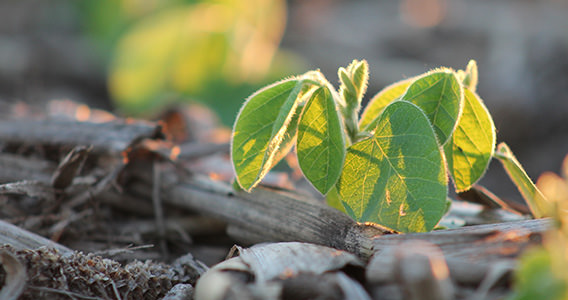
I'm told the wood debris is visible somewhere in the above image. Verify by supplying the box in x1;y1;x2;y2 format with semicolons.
0;100;554;299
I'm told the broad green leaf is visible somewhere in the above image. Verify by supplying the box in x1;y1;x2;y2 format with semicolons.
359;78;412;131
495;143;549;218
444;89;496;191
401;69;463;145
297;87;346;194
232;79;305;191
337;101;448;232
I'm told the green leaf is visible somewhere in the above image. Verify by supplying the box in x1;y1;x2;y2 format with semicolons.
495;142;549;218
326;186;347;213
339;68;357;96
231;79;305;191
359;78;412;131
351;60;369;102
444;88;496;191
297;87;346;194
509;248;568;300
337;100;448;232
109;3;287;115
401;69;463;145
338;59;369;111
463;60;479;92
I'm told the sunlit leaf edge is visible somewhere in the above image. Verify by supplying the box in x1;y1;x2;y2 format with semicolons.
401;68;464;146
445;88;496;192
231;77;305;191
297;86;346;195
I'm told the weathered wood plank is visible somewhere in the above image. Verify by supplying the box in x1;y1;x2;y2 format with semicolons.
0;119;162;155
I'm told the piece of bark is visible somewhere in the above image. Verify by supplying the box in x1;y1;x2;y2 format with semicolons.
50;145;91;189
0;119;162;155
236;242;364;283
372;218;548;262
0;220;71;253
367;218;548;289
194;242;370;300
0;250;26;300
0;181;56;202
155;174;392;260
125;162;550;262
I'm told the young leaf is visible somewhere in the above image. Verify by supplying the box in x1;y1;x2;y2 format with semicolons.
463;60;478;92
359;78;412;131
444;88;495;192
494;142;549;218
297;86;346;194
350;60;369;102
231;79;305;191
338;59;369;111
337;100;448;233
401;69;463;145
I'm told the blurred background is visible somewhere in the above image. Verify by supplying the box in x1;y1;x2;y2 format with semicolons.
0;0;567;201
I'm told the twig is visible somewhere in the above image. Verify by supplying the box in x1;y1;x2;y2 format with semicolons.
67;163;124;209
152;161;169;258
51;145;92;190
129;169;393;260
0;219;71;253
27;286;103;300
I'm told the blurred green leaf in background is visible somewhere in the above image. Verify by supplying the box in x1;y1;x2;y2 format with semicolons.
78;0;304;124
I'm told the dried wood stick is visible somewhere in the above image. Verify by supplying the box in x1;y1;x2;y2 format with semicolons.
51;145;91;189
372;218;549;262
0;119;162;155
128;166;551;261
0;220;71;253
129;172;392;260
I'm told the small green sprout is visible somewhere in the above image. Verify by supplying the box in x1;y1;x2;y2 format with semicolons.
231;59;543;233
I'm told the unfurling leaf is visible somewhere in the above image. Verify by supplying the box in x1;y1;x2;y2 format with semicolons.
231;79;305;191
495;142;548;218
402;69;463;145
297;87;346;194
444;88;495;191
337;101;448;233
463;60;479;92
338;59;369;112
359;78;412;131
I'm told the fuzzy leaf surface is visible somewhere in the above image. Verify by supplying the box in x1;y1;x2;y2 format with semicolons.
402;70;463;145
231;79;304;191
444;89;495;191
297;87;345;194
359;78;412;131
337;101;448;232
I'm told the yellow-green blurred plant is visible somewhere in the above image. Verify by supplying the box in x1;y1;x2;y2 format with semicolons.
78;0;301;122
509;155;568;300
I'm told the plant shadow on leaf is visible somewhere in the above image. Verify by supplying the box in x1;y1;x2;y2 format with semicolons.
338;101;447;233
